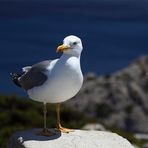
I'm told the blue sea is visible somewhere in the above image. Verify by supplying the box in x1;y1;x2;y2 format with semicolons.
0;0;148;96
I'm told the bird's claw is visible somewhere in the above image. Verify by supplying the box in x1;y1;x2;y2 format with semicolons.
56;126;74;133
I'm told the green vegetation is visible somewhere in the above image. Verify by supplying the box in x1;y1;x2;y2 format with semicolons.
0;94;95;148
96;103;114;118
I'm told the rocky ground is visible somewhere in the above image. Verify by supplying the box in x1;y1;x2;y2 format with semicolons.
65;56;148;133
8;129;134;148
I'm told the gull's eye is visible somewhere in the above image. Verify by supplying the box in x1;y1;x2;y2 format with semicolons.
73;42;77;45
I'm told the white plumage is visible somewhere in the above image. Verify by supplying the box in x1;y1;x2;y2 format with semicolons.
12;35;84;134
25;35;83;104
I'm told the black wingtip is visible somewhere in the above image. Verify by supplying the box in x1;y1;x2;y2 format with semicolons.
10;72;22;88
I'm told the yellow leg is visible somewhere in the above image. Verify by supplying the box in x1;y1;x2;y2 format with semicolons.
56;103;74;133
37;103;53;136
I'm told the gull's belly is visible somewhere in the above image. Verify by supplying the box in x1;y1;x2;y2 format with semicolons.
27;68;83;103
47;74;83;102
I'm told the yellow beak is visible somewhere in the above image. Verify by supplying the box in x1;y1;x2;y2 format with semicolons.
56;44;69;53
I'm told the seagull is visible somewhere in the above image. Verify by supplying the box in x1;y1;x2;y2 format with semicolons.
10;35;83;136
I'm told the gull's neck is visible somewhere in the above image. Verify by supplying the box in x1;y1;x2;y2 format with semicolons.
61;53;81;60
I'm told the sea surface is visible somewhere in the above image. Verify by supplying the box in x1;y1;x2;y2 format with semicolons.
0;0;148;95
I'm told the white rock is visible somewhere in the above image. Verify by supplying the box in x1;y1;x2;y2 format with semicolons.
8;129;134;148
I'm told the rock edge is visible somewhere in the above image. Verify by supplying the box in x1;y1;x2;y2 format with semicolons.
8;128;134;148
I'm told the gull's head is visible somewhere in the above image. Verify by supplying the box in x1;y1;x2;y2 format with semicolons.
56;35;83;56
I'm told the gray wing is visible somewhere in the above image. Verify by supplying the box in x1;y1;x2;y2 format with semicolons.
19;60;52;90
